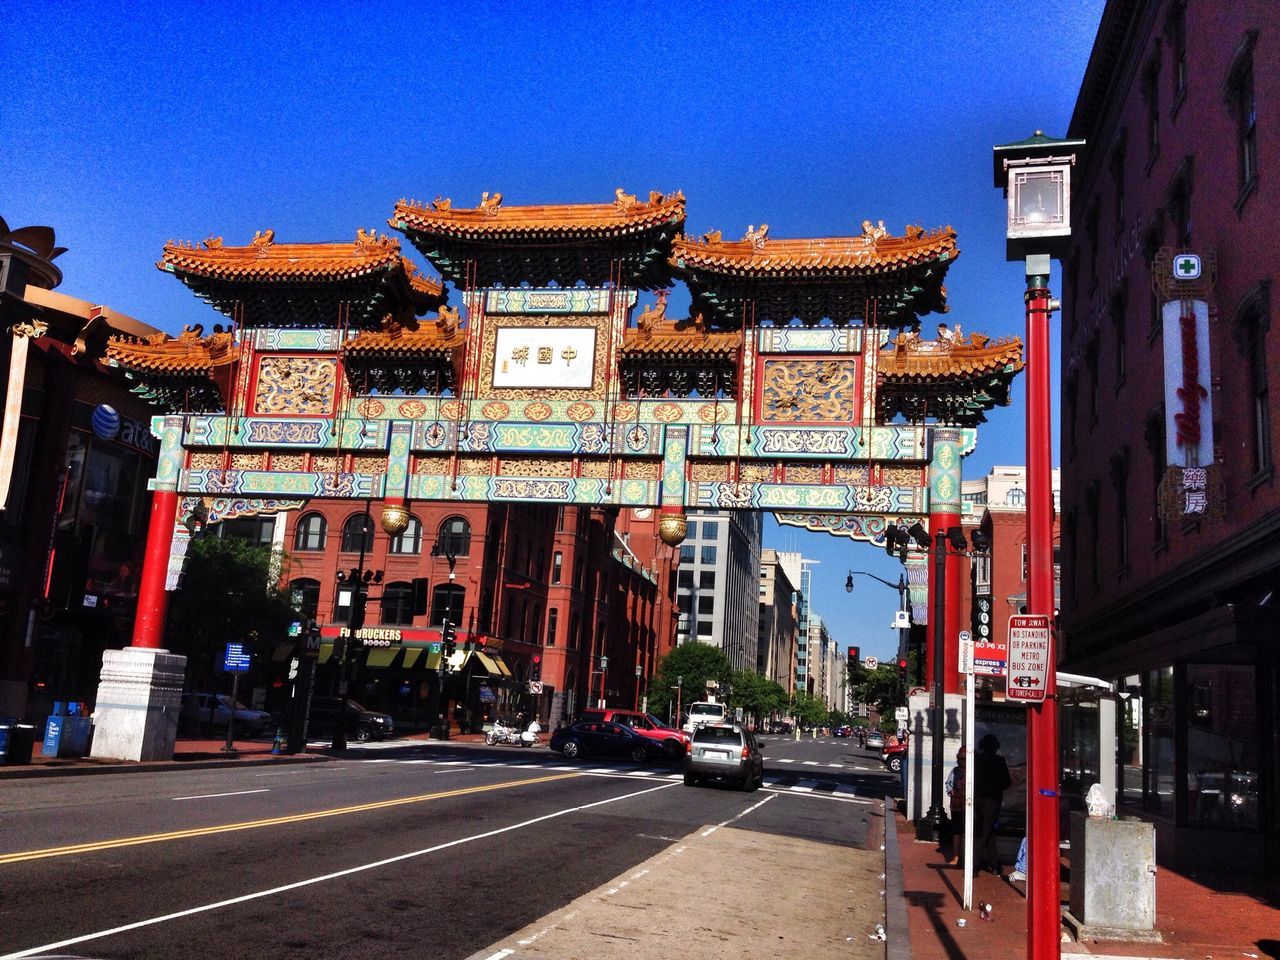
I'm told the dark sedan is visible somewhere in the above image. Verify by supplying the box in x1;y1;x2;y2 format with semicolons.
550;720;663;763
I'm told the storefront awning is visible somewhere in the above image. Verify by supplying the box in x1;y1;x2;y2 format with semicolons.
401;648;423;669
365;647;399;668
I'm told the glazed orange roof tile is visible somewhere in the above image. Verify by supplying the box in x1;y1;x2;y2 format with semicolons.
879;329;1024;381
344;312;467;356
392;189;685;239
105;327;238;375
670;222;958;277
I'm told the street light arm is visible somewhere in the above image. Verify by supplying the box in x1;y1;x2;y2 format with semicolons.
846;570;908;595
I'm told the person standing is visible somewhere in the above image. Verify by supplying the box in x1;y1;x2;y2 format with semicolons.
973;733;1012;875
945;746;968;863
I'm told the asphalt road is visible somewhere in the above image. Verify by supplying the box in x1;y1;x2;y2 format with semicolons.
0;734;894;960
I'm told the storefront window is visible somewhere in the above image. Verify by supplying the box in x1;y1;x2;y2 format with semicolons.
1119;674;1143;809
1143;666;1175;816
1186;664;1258;830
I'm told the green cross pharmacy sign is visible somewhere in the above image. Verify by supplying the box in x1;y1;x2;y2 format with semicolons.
1175;253;1202;280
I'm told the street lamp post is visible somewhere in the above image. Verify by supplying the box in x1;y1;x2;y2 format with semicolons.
995;131;1084;960
844;568;911;697
331;500;387;752
597;654;608;708
634;662;642;711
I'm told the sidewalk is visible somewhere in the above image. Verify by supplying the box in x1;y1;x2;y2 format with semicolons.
887;804;1280;959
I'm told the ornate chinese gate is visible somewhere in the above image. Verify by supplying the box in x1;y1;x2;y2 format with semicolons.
96;192;1021;760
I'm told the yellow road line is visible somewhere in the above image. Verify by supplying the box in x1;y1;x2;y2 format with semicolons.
0;771;580;865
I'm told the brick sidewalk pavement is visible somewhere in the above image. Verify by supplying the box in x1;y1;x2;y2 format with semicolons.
888;806;1279;960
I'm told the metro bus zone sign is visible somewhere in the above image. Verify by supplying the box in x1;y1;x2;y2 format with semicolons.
1007;614;1051;702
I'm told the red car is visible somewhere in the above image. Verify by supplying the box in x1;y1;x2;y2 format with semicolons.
579;708;690;757
882;739;908;773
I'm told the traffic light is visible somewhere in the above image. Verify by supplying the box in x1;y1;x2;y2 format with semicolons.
411;578;429;617
530;654;542;682
441;619;456;658
349;588;367;632
897;657;909;681
846;646;862;683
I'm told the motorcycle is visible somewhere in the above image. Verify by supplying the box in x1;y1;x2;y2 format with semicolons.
486;718;541;747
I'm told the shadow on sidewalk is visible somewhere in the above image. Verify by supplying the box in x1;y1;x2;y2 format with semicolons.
903;890;966;960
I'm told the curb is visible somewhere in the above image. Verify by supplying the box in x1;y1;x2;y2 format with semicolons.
884;794;912;960
0;753;332;780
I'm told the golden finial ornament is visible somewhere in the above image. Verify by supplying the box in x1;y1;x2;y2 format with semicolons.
658;512;688;546
380;504;411;536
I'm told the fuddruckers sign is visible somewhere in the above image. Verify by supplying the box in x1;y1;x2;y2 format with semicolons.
1156;248;1221;519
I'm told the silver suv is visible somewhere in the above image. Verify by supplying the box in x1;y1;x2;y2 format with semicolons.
684;722;764;791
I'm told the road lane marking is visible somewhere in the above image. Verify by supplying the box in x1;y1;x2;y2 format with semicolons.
700;793;776;836
761;786;872;804
172;789;270;801
0;779;675;960
0;772;580;866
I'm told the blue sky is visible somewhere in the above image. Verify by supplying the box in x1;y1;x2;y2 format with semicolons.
3;1;1105;661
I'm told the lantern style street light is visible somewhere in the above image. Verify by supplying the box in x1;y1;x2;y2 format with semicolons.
994;130;1083;960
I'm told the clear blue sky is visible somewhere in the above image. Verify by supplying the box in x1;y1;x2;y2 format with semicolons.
3;1;1105;662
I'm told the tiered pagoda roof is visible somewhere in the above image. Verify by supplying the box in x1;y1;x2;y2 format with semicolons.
620;298;741;399
105;327;236;411
391;190;685;289
670;222;958;328
157;231;444;328
343;308;466;394
878;328;1024;426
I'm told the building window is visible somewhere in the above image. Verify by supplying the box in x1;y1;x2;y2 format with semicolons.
1085;485;1100;588
678;569;693;589
437;516;470;557
1064;510;1078;605
1224;31;1259;199
294;513;326;552
696;619;713;637
1236;285;1273;477
680;544;695;564
569;613;579;650
289;578;320;620
340;513;374;553
1145;407;1169;546
1020;543;1028;583
1169;2;1187;101
430;584;465;628
1111;293;1127;386
699;570;716;590
389;516;422;555
700;545;717;565
546;607;558;646
379;582;415;626
698;595;714;615
1005;486;1026;507
1087;344;1100;424
1169;167;1192;248
1110;142;1126;229
1111;450;1130;571
1086;206;1099;288
551;551;563;584
1143;60;1160;162
1065;375;1079;458
556;506;566;532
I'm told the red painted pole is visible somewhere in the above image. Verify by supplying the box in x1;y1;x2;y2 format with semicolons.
132;487;179;649
926;511;962;693
1025;273;1060;960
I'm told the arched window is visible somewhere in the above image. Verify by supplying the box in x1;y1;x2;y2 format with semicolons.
437;516;471;557
380;581;415;626
341;513;375;553
389;516;422;555
430;583;465;627
294;514;327;552
289;578;320;620
1005;487;1026;507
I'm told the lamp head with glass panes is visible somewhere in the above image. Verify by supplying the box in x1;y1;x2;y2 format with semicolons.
993;131;1085;261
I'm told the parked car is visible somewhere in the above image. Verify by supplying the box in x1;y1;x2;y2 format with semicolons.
681;701;728;735
882;739;908;773
307;697;394;742
180;692;274;737
865;730;886;749
551;720;662;763
580;708;689;757
833;725;853;738
683;722;764;791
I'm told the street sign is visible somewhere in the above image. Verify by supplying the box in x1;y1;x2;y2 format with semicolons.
894;706;908;721
863;656;879;670
1007;614;1051;701
958;636;974;674
302;625;322;657
528;680;544;694
223;642;251;673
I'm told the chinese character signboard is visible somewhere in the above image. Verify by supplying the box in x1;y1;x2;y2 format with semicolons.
1006;614;1050;702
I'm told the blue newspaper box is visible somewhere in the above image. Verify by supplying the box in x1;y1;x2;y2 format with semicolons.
42;714;91;758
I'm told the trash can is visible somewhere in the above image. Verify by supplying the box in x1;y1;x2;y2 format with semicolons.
0;722;35;765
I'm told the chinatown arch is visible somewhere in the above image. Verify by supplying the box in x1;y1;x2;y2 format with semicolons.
94;191;1023;761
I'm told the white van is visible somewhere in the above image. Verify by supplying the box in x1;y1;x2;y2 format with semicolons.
682;701;728;735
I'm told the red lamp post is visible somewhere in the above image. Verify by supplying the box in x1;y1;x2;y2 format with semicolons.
995;132;1084;960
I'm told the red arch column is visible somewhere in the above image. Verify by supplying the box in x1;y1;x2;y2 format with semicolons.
926;428;965;694
132;487;179;648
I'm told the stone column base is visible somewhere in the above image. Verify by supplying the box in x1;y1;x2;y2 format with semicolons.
89;647;187;762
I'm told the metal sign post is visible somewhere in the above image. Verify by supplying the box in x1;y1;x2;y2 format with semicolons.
959;630;976;911
1008;615;1051;703
221;642;252;754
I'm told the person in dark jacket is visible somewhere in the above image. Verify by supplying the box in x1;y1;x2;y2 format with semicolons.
973;733;1012;874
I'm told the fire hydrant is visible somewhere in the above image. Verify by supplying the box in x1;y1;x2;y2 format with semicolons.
271;728;285;755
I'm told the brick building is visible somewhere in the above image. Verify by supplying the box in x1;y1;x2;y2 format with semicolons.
1060;0;1277;872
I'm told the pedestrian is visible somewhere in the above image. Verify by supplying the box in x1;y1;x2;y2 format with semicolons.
973;733;1012;875
945;746;967;863
794;723;801;742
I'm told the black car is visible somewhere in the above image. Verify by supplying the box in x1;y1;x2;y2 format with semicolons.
307;697;394;742
550;720;663;763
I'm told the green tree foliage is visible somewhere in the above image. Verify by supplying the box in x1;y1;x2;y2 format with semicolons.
652;641;732;722
856;664;906;719
166;537;297;691
792;691;829;728
727;670;788;726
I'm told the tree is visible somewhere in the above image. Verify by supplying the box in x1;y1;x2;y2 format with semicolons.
856;664;906;719
791;690;829;729
727;670;787;727
166;536;297;692
652;641;732;723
